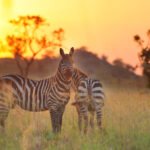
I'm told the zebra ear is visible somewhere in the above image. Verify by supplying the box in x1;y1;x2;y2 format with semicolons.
69;47;74;56
60;48;65;57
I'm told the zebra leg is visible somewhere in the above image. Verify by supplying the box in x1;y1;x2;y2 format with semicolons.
50;109;59;133
55;112;61;133
0;110;9;131
58;106;65;132
50;106;65;133
78;111;82;132
95;103;102;130
72;102;83;132
89;111;94;129
0;119;5;128
80;103;88;134
75;103;83;132
0;119;5;134
83;111;88;134
50;110;59;133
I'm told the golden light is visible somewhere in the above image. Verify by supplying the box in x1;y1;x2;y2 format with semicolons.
0;0;149;68
0;51;13;58
2;0;13;17
0;0;13;35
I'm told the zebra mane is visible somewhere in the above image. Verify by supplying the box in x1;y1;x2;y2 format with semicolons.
71;68;88;91
74;68;88;78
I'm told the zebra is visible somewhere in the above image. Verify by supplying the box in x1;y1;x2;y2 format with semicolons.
0;47;74;133
72;69;105;133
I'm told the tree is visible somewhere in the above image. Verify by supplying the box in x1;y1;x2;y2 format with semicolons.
113;58;125;68
101;55;108;62
113;58;137;73
125;64;138;72
6;15;64;77
134;30;150;87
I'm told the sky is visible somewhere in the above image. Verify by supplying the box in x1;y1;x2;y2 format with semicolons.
0;0;150;68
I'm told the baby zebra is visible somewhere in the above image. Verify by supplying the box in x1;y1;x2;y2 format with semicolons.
72;77;105;133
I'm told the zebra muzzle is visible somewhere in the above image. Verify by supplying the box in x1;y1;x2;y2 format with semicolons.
64;70;72;80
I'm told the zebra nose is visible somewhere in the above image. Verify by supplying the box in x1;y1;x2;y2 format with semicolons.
65;69;73;77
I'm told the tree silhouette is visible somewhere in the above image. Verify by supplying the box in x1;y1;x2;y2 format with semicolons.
101;55;108;62
6;15;64;77
113;58;137;72
134;30;150;87
113;58;125;68
125;64;138;72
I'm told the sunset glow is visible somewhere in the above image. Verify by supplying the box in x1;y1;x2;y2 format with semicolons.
0;0;150;66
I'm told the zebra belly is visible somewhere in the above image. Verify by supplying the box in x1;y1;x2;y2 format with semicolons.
17;103;48;112
16;98;48;112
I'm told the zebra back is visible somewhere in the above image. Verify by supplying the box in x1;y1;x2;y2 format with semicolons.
76;78;105;106
72;68;87;91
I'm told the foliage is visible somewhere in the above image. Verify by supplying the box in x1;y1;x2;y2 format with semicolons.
6;15;64;77
134;29;150;87
113;58;125;68
101;55;108;62
113;58;137;72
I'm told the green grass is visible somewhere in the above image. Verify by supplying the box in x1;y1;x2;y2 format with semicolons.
1;87;150;150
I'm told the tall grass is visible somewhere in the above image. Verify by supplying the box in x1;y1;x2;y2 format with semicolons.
0;87;150;150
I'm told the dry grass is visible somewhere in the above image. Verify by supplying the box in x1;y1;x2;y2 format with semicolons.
0;86;150;150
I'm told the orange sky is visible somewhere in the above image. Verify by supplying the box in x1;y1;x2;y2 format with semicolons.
0;0;150;68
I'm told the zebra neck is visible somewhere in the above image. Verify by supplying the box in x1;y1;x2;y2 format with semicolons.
72;68;87;89
56;69;71;84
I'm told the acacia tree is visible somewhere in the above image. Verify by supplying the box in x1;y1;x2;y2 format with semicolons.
6;15;64;77
134;30;150;87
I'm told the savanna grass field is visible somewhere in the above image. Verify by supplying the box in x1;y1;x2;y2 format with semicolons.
1;0;150;149
1;84;150;150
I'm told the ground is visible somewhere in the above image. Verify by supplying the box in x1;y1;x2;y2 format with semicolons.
0;86;150;150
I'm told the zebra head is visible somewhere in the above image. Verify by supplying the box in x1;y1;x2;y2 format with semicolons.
59;47;74;80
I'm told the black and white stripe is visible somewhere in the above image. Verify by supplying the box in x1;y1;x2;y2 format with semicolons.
0;48;74;133
72;69;105;133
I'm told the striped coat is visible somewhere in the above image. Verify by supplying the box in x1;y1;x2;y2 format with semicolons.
72;68;105;133
0;48;74;133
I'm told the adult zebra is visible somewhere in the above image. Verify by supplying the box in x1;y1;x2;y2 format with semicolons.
0;48;74;133
72;68;105;133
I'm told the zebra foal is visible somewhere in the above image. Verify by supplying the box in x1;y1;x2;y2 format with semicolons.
0;48;74;133
72;69;105;133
